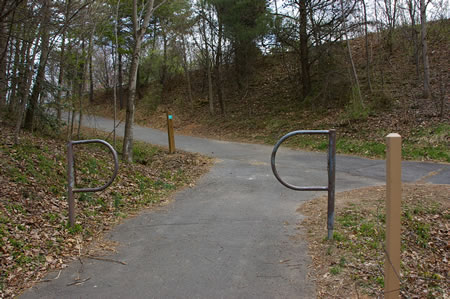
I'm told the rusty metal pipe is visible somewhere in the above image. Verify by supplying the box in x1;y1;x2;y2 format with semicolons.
271;129;336;240
67;139;119;227
327;130;336;240
71;139;119;193
67;141;75;227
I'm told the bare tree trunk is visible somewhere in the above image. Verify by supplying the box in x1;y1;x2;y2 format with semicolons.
66;81;73;139
66;106;71;138
181;35;193;106
118;51;123;109
382;0;398;53
160;28;168;88
56;0;70;121
70;96;75;139
407;0;420;78
113;0;120;148
206;54;214;114
116;12;123;110
89;34;94;104
77;39;87;139
14;28;40;143
102;46;110;89
13;1;38;143
77;99;82;138
8;34;20;113
200;3;214;115
361;0;372;92
123;38;141;162
112;40;117;147
340;0;363;106
123;0;161;162
56;33;66;121
24;0;51;130
0;19;8;108
420;0;430;98
215;15;225;115
299;0;311;98
374;0;380;35
438;71;445;118
4;34;13;104
9;24;27;116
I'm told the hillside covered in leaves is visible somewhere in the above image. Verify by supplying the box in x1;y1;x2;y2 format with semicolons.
0;124;211;297
89;20;449;162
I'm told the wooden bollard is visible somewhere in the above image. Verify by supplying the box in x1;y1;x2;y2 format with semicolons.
167;113;175;154
385;133;402;298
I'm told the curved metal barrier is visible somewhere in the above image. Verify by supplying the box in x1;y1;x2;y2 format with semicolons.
67;139;119;226
271;130;336;239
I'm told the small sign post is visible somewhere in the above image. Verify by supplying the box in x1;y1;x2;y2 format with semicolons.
167;113;175;154
385;133;402;298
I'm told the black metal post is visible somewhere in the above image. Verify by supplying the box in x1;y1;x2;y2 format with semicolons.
67;141;75;227
271;129;337;240
66;139;119;227
327;130;336;240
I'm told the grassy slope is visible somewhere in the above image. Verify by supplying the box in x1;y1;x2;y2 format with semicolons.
88;20;449;162
300;184;449;298
0;124;211;297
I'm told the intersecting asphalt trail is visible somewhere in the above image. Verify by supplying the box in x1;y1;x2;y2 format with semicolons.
22;114;449;298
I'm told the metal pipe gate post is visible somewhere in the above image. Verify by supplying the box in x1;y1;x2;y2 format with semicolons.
271;130;336;240
327;130;336;240
67;139;119;227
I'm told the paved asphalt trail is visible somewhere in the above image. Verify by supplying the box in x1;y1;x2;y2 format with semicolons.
22;114;449;298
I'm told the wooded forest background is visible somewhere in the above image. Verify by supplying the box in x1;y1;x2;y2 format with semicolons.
0;0;448;161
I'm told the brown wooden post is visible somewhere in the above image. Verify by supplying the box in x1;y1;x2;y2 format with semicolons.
385;133;402;298
167;113;175;154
